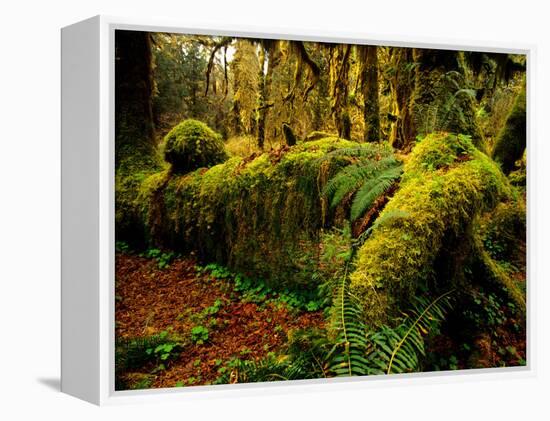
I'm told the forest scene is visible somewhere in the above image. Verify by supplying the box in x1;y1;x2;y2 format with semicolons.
114;29;527;391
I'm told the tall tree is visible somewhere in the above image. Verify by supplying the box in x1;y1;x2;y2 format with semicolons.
386;47;415;150
358;45;380;142
256;40;280;149
329;44;352;138
115;30;156;168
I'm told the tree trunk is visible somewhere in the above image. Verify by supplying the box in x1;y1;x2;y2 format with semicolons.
115;30;156;168
257;41;277;150
360;46;380;142
329;45;352;139
388;48;415;150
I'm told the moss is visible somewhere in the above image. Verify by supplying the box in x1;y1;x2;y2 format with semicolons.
479;198;526;266
115;146;164;246
163;119;228;173
130;137;393;288
304;131;335;142
349;133;512;324
492;87;526;175
472;235;526;316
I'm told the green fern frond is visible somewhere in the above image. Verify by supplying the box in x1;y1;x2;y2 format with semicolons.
329;270;371;377
349;165;403;221
365;290;454;374
323;157;402;212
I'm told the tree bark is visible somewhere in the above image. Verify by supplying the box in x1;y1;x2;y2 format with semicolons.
360;46;380;142
257;40;279;150
388;48;415;150
115;30;156;168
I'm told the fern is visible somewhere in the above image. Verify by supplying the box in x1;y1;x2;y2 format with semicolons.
329;268;372;376
323;156;402;221
349;165;403;221
366;290;454;374
327;272;454;377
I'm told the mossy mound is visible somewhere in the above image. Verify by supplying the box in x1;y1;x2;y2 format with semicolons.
492;87;526;175
137;137;391;287
163;119;228;173
349;133;517;324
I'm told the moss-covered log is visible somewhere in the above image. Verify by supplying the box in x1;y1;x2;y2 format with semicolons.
130;137;393;287
492;87;526;174
349;133;522;324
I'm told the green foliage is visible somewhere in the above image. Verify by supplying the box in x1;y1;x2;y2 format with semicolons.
492;87;527;174
327;271;453;376
199;263;325;312
142;248;177;269
329;272;371;376
190;325;209;345
213;329;332;384
163;119;228;173
323;155;402;222
480;199;526;264
115;330;182;372
367;291;453;374
115;241;130;253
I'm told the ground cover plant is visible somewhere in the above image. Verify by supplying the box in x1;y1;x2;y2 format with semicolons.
115;30;526;390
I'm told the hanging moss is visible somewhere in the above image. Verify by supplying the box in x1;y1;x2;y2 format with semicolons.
163;119;228;173
349;133;516;325
492;87;526;175
130;137;391;287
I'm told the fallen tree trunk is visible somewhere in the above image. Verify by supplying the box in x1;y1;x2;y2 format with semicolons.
349;133;524;325
123;137;393;287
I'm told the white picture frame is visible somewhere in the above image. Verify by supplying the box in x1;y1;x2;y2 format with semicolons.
61;15;534;406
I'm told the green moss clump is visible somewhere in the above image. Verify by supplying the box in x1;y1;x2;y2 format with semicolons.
492;88;526;175
163;119;228;173
349;133;512;324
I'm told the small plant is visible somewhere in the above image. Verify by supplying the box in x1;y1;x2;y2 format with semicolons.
203;299;223;316
115;241;130;253
199;263;325;312
141;248;177;269
190;325;209;345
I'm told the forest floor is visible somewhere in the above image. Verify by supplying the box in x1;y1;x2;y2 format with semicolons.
115;253;324;389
